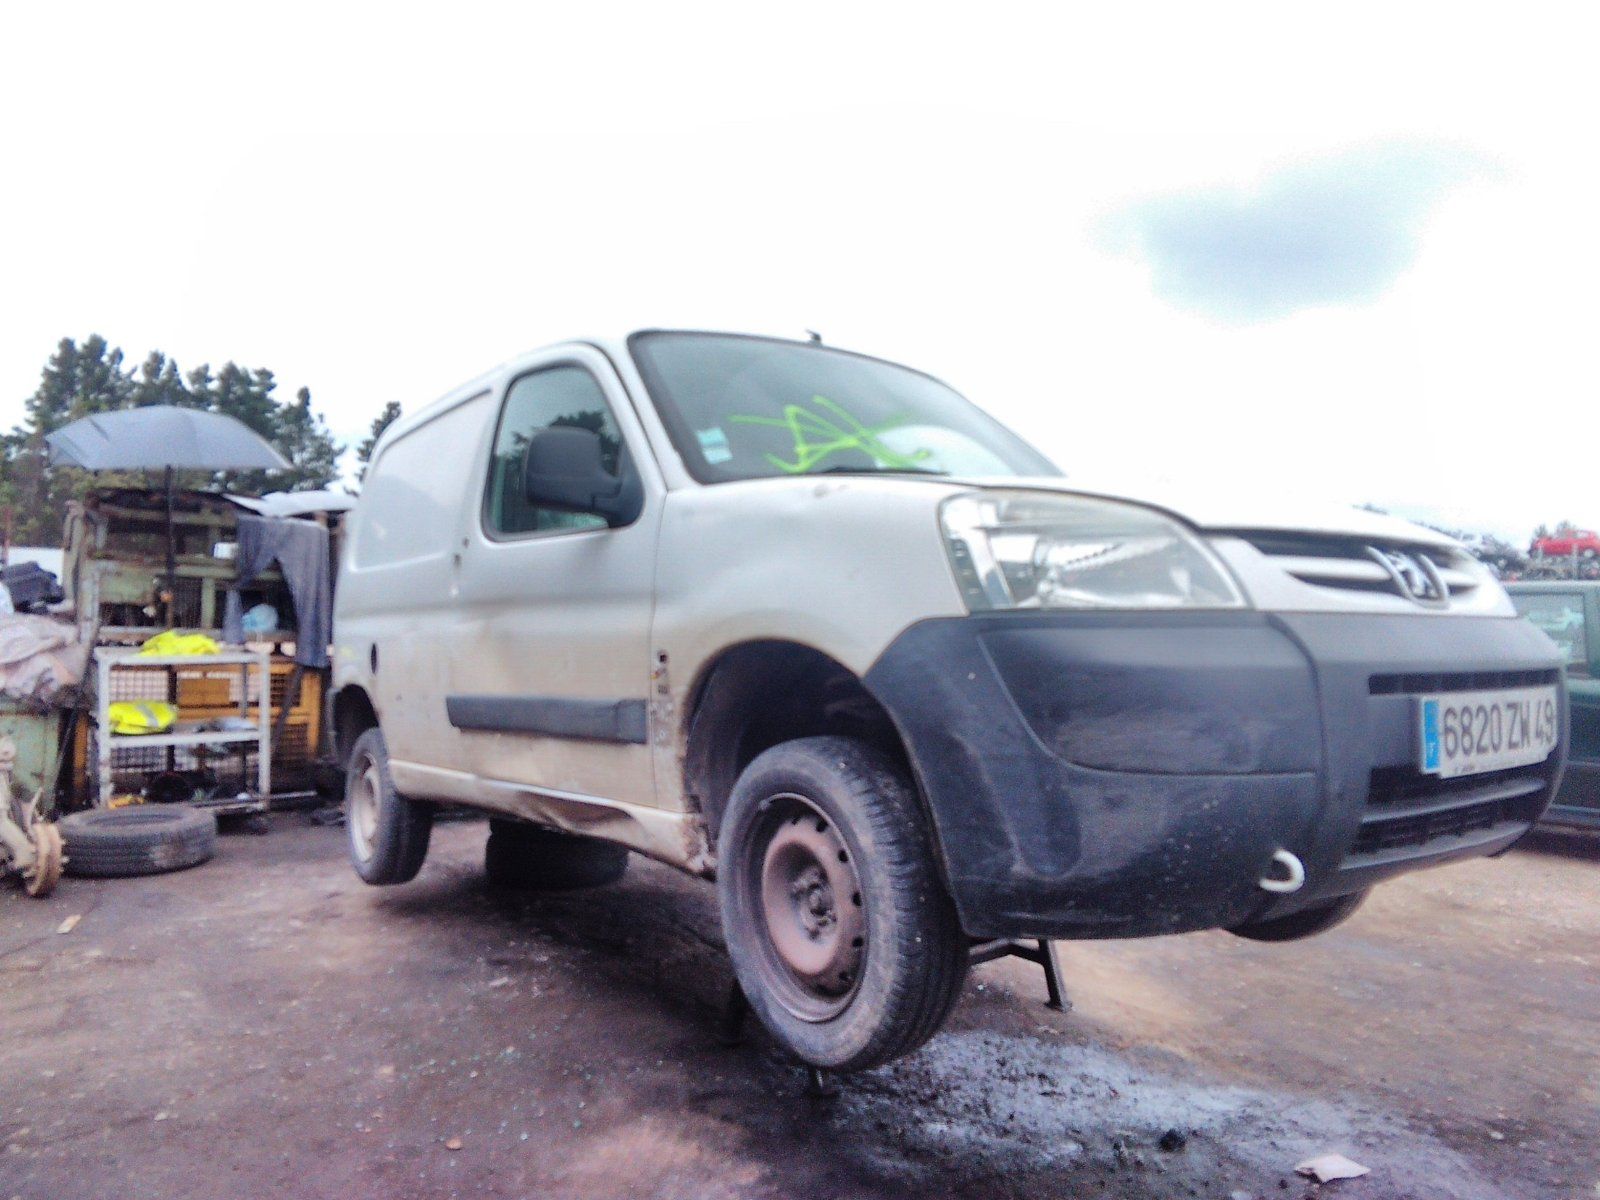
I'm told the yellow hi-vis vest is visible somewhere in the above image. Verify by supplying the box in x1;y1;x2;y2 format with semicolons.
107;701;178;735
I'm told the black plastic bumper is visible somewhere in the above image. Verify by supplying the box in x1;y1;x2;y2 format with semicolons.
862;610;1566;940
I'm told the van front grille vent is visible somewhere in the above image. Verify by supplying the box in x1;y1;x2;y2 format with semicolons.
1241;533;1480;608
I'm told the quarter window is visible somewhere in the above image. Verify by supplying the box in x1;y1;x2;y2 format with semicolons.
484;365;625;537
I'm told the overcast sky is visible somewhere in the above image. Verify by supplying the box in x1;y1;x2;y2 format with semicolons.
2;3;1594;539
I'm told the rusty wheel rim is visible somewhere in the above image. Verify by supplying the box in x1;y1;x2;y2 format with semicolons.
23;822;63;898
349;754;381;862
753;794;865;1022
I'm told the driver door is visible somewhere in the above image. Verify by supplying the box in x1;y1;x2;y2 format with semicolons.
447;345;663;809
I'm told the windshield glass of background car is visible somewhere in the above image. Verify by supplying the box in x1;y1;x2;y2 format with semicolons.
1510;591;1590;677
629;332;1060;483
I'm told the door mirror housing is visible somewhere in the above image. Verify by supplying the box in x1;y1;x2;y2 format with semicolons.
521;425;642;527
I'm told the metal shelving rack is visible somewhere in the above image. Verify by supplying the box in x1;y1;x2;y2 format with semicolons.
92;648;271;812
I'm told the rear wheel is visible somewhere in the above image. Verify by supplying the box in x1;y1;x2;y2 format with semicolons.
345;728;431;885
717;735;968;1072
484;820;629;891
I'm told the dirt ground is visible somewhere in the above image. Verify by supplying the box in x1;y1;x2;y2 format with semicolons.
3;815;1597;1200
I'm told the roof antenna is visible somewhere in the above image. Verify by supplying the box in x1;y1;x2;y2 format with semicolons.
805;329;823;345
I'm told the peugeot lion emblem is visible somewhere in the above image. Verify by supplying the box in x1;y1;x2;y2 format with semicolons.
1367;546;1448;605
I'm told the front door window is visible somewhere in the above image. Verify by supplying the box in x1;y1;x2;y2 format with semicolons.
483;365;626;538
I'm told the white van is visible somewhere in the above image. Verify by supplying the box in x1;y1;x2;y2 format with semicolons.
333;330;1565;1071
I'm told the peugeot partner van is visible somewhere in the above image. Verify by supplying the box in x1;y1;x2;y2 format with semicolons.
332;330;1565;1071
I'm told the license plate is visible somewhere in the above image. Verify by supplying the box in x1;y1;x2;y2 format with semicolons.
1418;686;1559;778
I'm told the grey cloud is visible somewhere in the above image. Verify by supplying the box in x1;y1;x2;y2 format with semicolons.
1110;144;1490;320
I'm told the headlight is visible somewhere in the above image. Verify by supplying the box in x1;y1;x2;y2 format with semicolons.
940;491;1248;611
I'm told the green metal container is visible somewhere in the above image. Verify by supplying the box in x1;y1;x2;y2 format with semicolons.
0;699;65;810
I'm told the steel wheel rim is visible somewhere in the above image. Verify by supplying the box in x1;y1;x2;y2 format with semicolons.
349;755;381;861
748;793;866;1022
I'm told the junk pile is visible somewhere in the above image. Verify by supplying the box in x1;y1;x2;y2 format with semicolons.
0;405;354;905
40;406;345;814
0;616;84;898
0;406;349;895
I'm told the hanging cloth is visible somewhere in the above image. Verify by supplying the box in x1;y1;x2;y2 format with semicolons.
221;514;332;669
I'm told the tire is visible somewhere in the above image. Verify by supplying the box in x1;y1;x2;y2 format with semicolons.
1583;548;1597;560
1227;890;1368;943
717;735;968;1072
345;727;432;885
60;805;217;878
485;819;629;890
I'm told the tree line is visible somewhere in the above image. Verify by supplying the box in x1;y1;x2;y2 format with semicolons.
0;335;401;547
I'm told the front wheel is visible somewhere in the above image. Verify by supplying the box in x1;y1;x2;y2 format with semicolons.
717;735;968;1072
345;728;432;885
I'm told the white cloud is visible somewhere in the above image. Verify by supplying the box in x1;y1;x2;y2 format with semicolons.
1106;143;1491;319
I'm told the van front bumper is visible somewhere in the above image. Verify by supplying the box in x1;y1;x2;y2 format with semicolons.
862;610;1565;940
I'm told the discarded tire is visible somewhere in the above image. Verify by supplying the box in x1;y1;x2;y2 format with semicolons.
485;820;628;891
60;805;217;878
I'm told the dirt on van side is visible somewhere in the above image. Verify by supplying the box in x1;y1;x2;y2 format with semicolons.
2;817;1597;1200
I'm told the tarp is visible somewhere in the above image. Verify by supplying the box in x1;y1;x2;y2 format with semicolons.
226;489;355;519
0;615;88;706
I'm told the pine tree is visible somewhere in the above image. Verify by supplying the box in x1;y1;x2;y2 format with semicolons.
270;386;343;492
5;335;134;545
356;401;402;483
130;351;194;409
201;364;285;494
206;363;278;441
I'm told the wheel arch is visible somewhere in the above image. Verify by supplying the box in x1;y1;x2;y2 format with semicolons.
329;684;380;769
681;639;925;852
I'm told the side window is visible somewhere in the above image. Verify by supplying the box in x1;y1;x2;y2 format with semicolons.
1512;591;1590;677
484;365;626;537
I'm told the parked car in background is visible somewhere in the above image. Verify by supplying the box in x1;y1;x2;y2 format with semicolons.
332;329;1569;1072
1507;581;1600;829
1456;532;1527;578
1531;530;1600;559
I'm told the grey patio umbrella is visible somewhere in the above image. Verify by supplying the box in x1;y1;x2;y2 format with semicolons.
46;407;289;625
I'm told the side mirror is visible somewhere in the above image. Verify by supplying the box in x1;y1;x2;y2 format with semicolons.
521;426;642;527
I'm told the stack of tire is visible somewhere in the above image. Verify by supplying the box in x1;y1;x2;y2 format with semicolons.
59;806;217;878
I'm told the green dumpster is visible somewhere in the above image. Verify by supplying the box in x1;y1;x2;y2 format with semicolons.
0;699;65;812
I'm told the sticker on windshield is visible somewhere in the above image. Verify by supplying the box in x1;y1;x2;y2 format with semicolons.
696;426;733;464
729;395;931;474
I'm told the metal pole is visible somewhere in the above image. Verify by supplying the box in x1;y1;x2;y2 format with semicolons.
164;466;179;776
165;465;178;628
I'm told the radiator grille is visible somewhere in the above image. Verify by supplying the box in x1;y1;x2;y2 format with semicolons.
1243;532;1481;607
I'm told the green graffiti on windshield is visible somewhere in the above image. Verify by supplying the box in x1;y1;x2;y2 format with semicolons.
728;396;930;474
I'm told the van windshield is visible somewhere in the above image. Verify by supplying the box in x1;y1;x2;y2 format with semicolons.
628;332;1060;484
